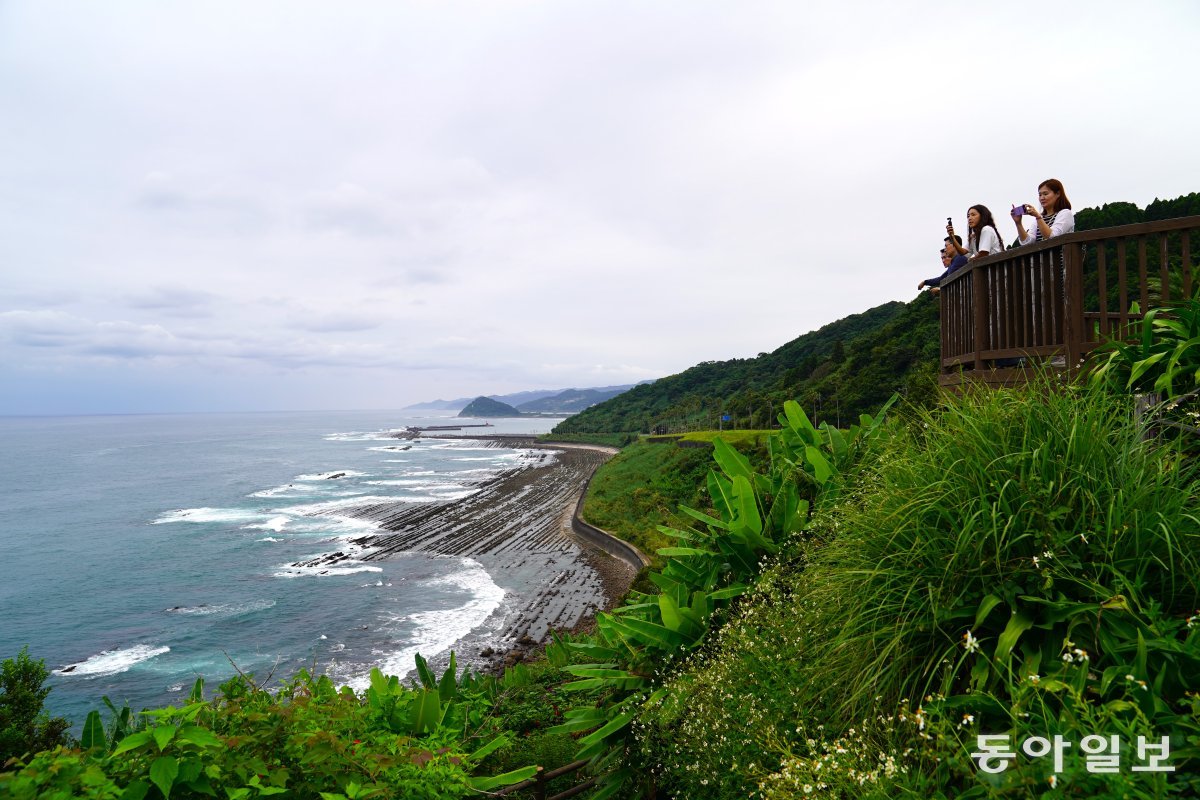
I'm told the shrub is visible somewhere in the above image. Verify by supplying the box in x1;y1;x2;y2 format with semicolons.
0;647;71;766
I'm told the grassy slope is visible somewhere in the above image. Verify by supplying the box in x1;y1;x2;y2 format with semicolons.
580;434;768;565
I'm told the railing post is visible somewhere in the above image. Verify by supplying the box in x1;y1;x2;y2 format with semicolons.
1062;242;1084;377
972;265;987;372
534;766;547;800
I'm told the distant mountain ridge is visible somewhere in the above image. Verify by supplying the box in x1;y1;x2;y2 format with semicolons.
406;382;652;414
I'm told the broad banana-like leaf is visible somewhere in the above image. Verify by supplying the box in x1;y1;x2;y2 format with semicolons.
804;445;834;484
604;614;684;650
438;652;457;702
731;475;763;535
579;710;637;747
81;710;105;750
469;734;510;763
783;400;819;442
408;689;442;734
712;438;754;483
707;470;734;518
823;425;848;462
564;667;646;682
657;546;715;557
659;593;683;632
676;504;728;530
413;653;437;689
468;766;540;792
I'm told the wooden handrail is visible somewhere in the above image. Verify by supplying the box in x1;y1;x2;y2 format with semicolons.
493;759;595;799
938;215;1200;389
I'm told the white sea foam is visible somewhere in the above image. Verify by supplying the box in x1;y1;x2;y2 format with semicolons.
287;517;384;535
168;599;276;616
323;430;408;442
364;480;454;489
343;558;505;690
244;515;291;532
152;508;268;525
367;445;413;452
276;496;396;516
258;536;282;542
54;645;170;677
273;562;384;579
248;484;305;498
428;488;480;500
294;470;368;481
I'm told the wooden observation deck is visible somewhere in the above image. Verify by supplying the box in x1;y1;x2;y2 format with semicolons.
939;215;1200;388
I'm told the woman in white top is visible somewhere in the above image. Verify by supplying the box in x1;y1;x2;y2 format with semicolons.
1012;178;1075;244
947;205;1005;260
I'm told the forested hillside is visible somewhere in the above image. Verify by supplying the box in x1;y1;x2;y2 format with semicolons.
554;297;935;434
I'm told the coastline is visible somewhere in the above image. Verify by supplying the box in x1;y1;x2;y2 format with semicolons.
306;436;640;672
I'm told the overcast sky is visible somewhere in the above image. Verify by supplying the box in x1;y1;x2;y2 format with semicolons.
2;1;1197;414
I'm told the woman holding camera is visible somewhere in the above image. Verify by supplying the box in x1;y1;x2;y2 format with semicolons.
946;205;1005;259
1012;178;1074;244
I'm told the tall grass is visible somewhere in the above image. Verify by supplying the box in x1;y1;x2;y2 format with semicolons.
807;381;1200;719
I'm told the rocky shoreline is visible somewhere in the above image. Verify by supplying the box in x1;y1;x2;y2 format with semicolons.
289;437;638;673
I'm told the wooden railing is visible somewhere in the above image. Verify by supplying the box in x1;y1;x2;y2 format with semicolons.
494;760;597;799
939;215;1200;387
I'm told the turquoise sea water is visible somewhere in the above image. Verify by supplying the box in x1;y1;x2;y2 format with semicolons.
0;410;560;726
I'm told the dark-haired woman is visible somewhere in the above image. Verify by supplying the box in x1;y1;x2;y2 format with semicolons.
1013;178;1074;244
947;205;1005;259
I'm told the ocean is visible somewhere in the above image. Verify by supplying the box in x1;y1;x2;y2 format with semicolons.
0;410;562;726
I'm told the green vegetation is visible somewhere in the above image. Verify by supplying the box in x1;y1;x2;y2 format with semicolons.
1075;192;1200;230
538;432;638;448
638;383;1200;797
0;655;544;799
0;648;70;765
579;432;769;564
1090;292;1200;399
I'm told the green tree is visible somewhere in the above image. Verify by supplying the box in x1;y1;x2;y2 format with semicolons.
0;647;70;764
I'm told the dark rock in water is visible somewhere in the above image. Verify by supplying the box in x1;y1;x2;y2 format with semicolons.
480;647;495;657
60;665;75;673
326;472;347;480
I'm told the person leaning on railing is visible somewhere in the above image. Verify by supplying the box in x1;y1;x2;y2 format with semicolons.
1012;178;1075;243
918;238;968;295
